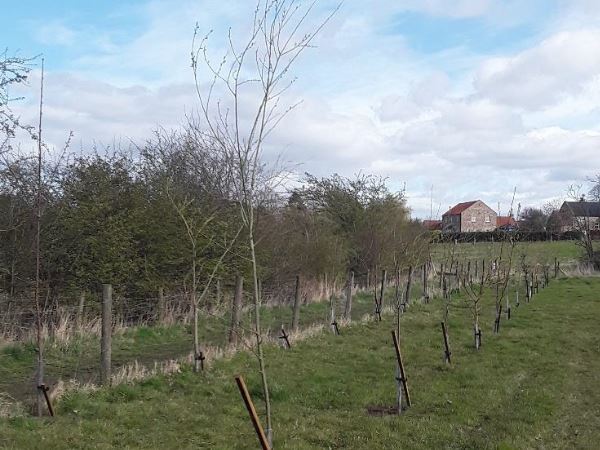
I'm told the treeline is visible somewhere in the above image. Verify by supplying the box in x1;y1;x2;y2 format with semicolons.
0;126;426;309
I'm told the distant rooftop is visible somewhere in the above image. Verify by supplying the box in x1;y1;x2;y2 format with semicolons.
443;201;478;216
562;201;600;217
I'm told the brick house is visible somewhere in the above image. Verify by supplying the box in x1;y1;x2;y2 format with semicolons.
558;201;600;232
442;200;497;233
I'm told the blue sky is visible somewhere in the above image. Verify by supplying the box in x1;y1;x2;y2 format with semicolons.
4;0;600;217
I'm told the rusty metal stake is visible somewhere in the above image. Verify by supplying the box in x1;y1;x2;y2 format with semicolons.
279;327;291;349
235;375;271;450
37;384;54;417
331;321;340;336
195;351;206;371
391;330;411;408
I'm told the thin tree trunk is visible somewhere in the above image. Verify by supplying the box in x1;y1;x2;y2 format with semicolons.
34;59;45;417
192;245;201;373
249;233;272;445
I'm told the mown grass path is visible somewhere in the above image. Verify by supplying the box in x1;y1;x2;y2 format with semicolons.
1;277;599;449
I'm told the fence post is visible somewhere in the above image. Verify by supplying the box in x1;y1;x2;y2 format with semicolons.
343;270;354;320
77;291;86;330
157;286;165;324
229;275;244;344
405;266;413;307
101;284;112;386
292;275;301;331
380;269;387;310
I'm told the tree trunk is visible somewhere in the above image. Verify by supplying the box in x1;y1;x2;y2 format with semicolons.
249;234;272;445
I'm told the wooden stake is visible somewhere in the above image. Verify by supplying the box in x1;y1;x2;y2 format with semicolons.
391;330;411;409
344;271;354;320
291;275;301;331
379;269;387;310
405;266;413;307
157;287;165;324
441;322;451;364
101;284;112;386
235;375;271;450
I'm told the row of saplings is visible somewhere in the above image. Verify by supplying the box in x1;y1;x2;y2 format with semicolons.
236;257;558;450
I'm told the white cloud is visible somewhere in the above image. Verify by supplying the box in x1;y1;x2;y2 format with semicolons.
475;29;600;110
9;0;600;219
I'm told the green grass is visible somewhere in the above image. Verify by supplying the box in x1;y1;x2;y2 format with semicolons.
1;277;599;449
0;288;384;404
431;240;587;265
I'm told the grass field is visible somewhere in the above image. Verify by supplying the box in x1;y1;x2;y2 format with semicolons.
1;276;599;449
0;285;391;406
430;240;590;266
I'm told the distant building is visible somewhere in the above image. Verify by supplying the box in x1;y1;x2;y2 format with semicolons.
422;220;442;231
558;201;600;232
496;215;517;230
442;200;497;233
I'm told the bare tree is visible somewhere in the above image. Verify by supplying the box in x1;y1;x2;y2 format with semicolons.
566;185;598;269
167;183;242;372
191;1;340;443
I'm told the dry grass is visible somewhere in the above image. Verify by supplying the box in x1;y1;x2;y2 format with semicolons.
0;392;25;418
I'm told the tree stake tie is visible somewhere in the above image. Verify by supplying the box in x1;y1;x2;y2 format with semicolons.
195;351;206;370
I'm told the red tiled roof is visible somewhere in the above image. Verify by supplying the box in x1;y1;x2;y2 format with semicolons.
443;201;477;216
423;220;442;231
496;216;516;227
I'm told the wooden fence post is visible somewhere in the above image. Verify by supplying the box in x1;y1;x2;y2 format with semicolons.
405;266;413;308
229;275;244;344
235;375;271;450
292;275;301;331
329;294;339;334
422;264;428;303
379;269;387;310
157;287;165;324
343;270;354;320
101;284;112;386
77;291;86;330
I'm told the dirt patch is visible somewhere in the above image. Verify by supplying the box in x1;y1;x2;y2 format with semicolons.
366;405;399;416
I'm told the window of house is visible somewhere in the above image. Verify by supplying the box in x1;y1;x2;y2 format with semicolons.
594;221;600;230
485;215;490;223
471;216;476;223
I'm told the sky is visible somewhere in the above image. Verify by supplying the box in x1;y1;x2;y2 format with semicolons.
4;0;600;218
